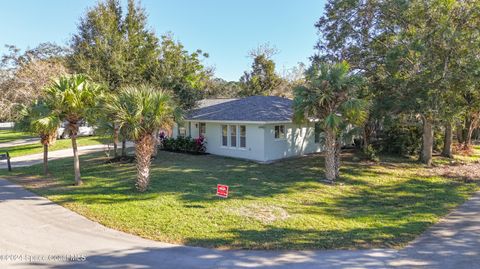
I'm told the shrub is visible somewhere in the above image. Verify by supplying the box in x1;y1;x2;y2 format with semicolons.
363;144;380;162
161;136;206;154
378;123;422;156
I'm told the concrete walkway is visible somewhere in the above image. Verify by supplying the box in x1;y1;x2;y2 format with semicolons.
0;143;134;168
0;179;478;269
0;137;39;148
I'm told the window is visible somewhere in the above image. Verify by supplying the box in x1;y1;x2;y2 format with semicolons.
274;125;285;139
230;125;237;147
178;126;186;137
199;122;206;137
222;125;228;146
239;125;246;148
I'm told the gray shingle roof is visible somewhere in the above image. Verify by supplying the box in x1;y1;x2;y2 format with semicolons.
196;98;238;108
186;96;293;122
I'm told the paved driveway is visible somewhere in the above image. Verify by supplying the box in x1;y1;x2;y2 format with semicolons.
0;179;479;269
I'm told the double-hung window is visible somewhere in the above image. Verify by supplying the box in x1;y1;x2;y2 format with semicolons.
199;122;206;137
274;125;285;139
178;125;187;137
221;125;246;148
230;125;237;147
222;125;228;146
239;125;246;148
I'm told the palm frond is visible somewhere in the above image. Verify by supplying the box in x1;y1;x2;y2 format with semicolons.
104;84;181;141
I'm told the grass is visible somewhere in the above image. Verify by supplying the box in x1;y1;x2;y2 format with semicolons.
441;145;480;163
435;145;480;165
0;136;109;157
0;129;34;143
0;148;478;250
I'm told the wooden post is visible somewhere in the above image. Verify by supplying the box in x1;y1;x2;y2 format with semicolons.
6;151;11;172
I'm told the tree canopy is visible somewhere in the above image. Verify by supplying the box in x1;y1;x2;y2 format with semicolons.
315;0;480;165
239;45;283;96
0;43;68;120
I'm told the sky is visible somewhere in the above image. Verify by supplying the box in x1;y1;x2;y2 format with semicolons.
0;0;326;81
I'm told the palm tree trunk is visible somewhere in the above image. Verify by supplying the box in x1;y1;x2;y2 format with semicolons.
121;139;127;157
152;131;159;157
135;134;155;192
113;125;119;158
334;138;341;179
71;131;82;185
43;144;49;175
441;123;453;158
325;128;336;181
420;115;433;166
362;126;369;152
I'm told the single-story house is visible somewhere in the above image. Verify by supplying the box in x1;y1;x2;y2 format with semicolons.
172;96;325;163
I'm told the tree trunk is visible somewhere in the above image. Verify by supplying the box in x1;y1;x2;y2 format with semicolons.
441;123;453;158
113;125;119;158
465;113;479;149
420;115;433;166
43;143;49;175
362;126;368;152
456;123;464;144
71;131;82;185
135;134;155;192
152;130;160;157
324;128;336;181
121;139;127;157
334;138;341;179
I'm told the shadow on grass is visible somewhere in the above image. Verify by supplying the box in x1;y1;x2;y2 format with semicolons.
31;151;333;203
183;221;434;250
8;149;474;205
2;149;477;250
320;178;468;219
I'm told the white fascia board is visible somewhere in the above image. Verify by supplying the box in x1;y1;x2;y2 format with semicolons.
184;119;292;124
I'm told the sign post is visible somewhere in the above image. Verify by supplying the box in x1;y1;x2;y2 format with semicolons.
216;184;229;198
0;152;11;172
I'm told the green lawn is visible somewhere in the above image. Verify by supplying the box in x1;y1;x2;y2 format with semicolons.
439;145;480;164
0;129;34;143
0;136;108;157
1;149;478;250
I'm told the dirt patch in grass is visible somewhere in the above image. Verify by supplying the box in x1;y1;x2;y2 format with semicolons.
2;173;62;191
233;204;290;224
426;162;480;182
105;156;136;164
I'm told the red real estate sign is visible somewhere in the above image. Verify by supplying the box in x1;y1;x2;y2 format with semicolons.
216;184;229;198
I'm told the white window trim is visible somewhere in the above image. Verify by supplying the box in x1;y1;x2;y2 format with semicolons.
274;125;287;140
221;124;247;149
229;125;238;148
178;126;187;137
221;125;228;147
239;125;247;149
199;122;206;137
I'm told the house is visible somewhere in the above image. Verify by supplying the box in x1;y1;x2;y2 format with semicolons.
172;96;324;163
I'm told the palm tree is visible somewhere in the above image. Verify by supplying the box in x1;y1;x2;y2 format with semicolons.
15;101;60;175
44;74;103;185
105;85;180;191
293;61;368;182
